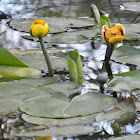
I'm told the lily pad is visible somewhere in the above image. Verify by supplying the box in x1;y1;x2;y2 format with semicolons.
0;83;54;100
23;26;99;44
111;45;140;66
96;96;136;122
108;71;140;91
15;52;67;71
110;135;140;140
20;92;116;118
0;47;41;77
43;81;81;96
16;77;58;86
22;113;97;126
0;65;41;77
95;111;124;122
124;23;140;40
0;78;81;100
123;2;140;12
16;125;97;137
9;17;95;33
0;99;21;114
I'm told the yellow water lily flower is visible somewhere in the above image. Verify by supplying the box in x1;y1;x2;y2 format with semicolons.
30;19;49;38
101;24;125;44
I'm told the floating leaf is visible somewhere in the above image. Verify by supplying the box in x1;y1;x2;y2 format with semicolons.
95;111;124;122
9;17;95;33
116;112;136;126
0;82;56;100
111;45;140;66
123;2;140;12
108;71;140;91
15;52;67;71
0;99;21;114
0;65;41;77
22;113;97;126
96;97;136;122
124;23;140;40
0;78;81;100
67;51;84;84
16;125;97;137
20;92;116;118
43;81;81;96
16;77;58;86
23;26;99;44
110;135;140;140
0;47;27;67
116;97;136;113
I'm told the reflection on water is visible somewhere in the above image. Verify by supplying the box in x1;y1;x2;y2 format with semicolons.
0;0;140;139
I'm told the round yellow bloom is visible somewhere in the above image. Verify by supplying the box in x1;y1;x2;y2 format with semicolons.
30;19;49;38
101;24;125;44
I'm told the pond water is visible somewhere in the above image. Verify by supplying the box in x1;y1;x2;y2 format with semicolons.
0;0;140;140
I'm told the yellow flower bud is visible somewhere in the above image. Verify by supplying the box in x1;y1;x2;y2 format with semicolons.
101;24;125;44
30;19;49;38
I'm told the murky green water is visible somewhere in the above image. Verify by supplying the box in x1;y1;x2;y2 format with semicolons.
0;0;140;139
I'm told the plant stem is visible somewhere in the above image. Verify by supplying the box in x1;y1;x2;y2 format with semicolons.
104;61;113;80
39;37;54;77
105;44;115;62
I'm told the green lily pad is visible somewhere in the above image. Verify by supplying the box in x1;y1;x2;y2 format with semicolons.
16;125;97;137
0;99;21;114
20;92;116;118
123;2;140;12
110;135;140;140
0;48;41;77
124;23;140;40
16;77;58;86
15;52;67;71
0;83;53;100
43;81;81;96
9;17;95;34
22;113;97;126
0;77;58;100
22;26;99;44
0;78;81;100
0;65;41;77
95;111;124;122
108;71;140;91
96;96;136;122
111;45;140;66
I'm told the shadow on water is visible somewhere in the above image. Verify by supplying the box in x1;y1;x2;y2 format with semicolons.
0;0;140;139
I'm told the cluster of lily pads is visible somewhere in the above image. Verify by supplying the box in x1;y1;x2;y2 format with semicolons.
0;2;140;138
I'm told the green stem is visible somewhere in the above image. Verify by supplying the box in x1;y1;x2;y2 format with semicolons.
39;37;54;77
105;44;115;62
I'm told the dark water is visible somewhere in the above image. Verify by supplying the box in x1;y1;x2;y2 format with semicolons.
0;0;140;139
